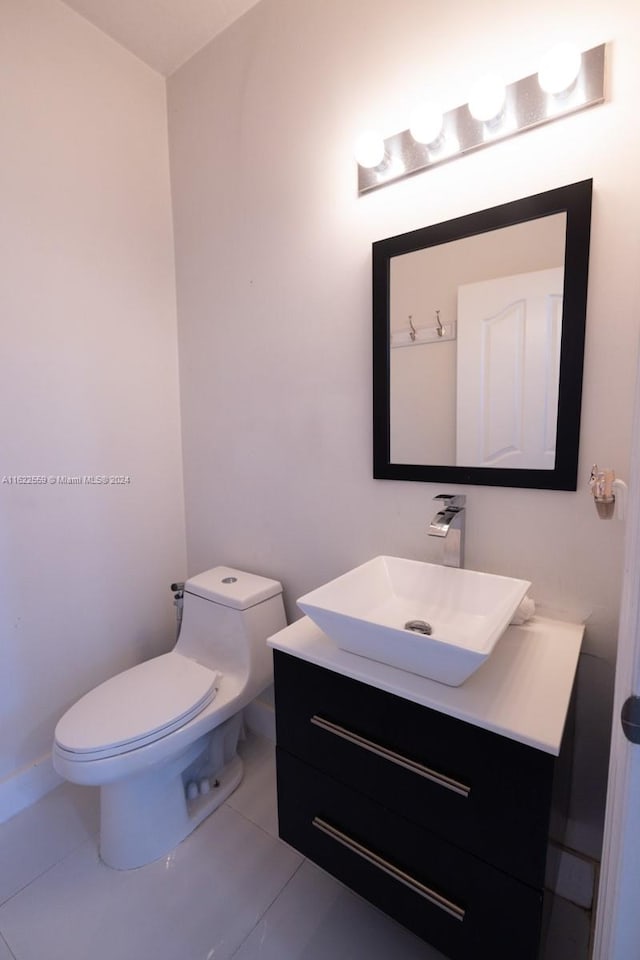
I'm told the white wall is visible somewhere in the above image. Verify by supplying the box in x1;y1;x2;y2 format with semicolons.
0;0;186;815
168;0;640;860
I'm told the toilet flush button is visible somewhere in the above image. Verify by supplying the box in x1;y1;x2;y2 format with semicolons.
221;577;237;584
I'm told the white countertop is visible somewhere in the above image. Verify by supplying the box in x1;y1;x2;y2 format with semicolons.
268;614;583;756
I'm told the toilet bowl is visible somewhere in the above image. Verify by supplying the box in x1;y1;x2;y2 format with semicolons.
53;566;286;869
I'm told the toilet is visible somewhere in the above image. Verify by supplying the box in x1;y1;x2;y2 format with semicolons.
53;566;286;870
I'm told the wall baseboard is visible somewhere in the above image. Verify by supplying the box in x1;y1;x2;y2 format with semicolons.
244;696;276;743
546;842;597;909
0;697;276;826
0;754;63;825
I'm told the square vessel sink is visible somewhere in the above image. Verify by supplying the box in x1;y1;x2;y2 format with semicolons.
297;556;531;686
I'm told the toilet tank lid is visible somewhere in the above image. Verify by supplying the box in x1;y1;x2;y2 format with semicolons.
185;566;282;610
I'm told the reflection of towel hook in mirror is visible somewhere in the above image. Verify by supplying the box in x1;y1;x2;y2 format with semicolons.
408;314;416;341
436;310;444;337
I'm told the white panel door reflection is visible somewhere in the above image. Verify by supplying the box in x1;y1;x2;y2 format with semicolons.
456;267;563;469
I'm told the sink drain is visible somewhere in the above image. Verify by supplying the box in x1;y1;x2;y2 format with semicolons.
404;619;433;635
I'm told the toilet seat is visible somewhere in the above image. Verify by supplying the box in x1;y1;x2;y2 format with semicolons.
54;652;221;761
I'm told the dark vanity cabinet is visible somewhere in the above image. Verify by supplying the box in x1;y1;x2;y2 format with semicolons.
274;650;565;960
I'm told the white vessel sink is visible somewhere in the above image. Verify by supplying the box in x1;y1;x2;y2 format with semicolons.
297;556;531;686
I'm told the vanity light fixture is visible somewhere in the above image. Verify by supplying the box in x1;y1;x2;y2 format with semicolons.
354;130;386;169
467;74;506;123
538;42;582;95
408;100;444;145
356;42;606;194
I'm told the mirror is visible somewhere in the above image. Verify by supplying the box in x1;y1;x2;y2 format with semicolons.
373;180;592;490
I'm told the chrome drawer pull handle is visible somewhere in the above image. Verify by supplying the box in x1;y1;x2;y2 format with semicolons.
312;816;465;922
310;715;470;799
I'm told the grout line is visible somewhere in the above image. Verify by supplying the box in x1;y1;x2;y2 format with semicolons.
222;736;280;842
0;831;99;911
0;783;101;909
221;794;293;855
223;732;306;957
220;799;281;845
587;860;600;959
0;930;18;959
228;858;307;959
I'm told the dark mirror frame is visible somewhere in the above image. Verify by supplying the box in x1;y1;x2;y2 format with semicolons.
372;179;593;490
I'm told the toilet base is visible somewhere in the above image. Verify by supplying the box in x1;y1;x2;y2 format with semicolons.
99;719;244;870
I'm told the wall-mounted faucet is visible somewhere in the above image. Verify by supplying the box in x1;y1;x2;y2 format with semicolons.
428;494;466;568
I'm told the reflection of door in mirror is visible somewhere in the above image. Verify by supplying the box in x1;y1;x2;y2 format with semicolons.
375;179;592;489
388;213;566;467
457;267;563;469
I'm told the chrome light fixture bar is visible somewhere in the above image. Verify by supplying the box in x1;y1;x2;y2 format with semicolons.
357;43;606;195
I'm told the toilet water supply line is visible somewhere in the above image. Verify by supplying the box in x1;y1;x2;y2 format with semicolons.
170;581;185;639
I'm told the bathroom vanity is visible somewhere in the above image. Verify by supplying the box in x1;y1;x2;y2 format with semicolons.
269;614;582;960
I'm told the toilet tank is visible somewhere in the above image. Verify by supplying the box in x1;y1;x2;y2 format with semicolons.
175;566;286;699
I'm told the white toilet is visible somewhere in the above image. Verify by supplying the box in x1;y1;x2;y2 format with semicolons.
53;566;286;870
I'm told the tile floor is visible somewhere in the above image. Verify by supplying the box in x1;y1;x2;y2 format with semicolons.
0;733;591;960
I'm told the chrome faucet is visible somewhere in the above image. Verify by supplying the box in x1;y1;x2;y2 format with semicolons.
428;494;466;568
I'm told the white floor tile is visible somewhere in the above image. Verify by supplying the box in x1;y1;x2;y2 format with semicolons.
228;734;278;838
232;859;448;960
0;803;301;960
0;934;15;960
541;893;591;960
0;782;98;905
0;734;592;960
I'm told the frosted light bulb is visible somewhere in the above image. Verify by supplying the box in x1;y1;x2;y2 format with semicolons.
468;74;506;122
538;42;582;94
354;131;386;168
409;102;443;145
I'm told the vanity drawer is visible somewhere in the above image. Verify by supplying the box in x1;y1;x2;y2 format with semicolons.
277;748;543;960
273;651;555;889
